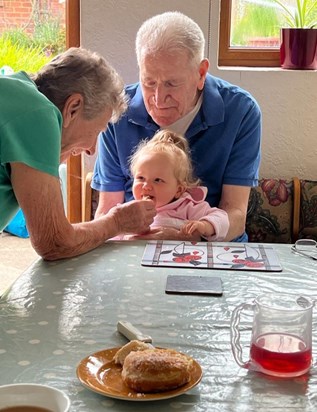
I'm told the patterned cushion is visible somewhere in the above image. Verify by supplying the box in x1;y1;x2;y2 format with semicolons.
298;180;317;241
246;179;295;243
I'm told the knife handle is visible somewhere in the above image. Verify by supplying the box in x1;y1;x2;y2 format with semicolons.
117;321;152;343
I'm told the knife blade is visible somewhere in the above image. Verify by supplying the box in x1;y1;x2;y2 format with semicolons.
117;321;153;343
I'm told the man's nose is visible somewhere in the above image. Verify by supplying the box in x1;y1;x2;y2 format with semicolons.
154;85;168;106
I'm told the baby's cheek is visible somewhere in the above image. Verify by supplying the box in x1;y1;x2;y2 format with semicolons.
132;184;138;198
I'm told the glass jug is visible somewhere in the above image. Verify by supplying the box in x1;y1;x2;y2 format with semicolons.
230;294;314;377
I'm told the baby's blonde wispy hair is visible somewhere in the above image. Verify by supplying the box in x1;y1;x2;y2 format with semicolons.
130;130;201;188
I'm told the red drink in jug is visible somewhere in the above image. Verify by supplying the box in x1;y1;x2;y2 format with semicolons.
250;332;312;377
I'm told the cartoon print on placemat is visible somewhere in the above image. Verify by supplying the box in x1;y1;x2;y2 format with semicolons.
212;244;265;269
141;241;283;272
159;241;206;266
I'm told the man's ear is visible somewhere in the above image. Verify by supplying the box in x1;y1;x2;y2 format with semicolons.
62;93;83;127
198;59;209;91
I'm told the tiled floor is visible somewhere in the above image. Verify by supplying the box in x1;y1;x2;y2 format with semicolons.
0;232;39;295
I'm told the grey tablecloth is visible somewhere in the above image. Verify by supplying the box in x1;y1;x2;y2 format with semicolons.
1;241;317;411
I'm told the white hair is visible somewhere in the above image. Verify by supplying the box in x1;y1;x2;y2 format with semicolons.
135;11;205;67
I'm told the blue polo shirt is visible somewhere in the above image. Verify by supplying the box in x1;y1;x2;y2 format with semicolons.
92;73;261;210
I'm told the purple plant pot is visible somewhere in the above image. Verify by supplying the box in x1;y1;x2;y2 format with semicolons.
280;28;317;70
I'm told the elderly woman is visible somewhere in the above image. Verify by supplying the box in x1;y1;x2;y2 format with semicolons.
0;47;156;260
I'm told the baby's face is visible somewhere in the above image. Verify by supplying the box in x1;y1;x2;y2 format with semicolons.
132;152;184;208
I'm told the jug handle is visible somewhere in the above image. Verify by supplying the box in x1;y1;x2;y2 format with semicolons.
230;302;254;369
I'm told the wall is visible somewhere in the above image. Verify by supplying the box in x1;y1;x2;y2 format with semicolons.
80;0;317;181
210;1;317;181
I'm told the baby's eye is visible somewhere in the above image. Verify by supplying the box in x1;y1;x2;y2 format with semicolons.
135;175;145;181
154;178;164;183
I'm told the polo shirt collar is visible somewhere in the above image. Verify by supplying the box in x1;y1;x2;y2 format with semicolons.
200;73;225;125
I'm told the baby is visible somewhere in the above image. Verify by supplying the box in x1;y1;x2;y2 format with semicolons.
129;130;229;241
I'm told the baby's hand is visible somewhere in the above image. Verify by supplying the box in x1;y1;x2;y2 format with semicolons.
181;221;205;235
181;220;215;237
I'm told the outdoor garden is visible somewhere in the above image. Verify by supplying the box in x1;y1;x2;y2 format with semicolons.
0;0;65;74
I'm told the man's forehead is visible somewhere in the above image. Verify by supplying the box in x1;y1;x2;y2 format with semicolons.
140;62;192;81
141;49;191;66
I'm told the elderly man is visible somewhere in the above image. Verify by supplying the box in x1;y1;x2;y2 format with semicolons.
92;11;261;242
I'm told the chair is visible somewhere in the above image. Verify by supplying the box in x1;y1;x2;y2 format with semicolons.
83;172;99;222
298;179;317;241
246;178;300;244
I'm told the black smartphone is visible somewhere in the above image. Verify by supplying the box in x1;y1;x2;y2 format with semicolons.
165;275;223;296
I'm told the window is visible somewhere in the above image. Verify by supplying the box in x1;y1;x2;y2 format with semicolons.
66;0;81;223
219;0;286;67
0;0;67;73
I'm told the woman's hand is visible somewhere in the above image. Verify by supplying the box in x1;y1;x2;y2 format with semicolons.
109;199;156;234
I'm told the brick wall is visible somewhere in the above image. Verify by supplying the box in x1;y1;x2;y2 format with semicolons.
0;0;65;34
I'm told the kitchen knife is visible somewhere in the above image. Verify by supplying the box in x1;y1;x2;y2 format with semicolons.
117;321;153;343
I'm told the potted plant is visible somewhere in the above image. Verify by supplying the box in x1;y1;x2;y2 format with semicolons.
273;0;317;69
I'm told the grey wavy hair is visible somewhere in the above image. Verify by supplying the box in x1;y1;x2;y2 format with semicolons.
135;11;205;68
31;47;128;121
130;130;201;188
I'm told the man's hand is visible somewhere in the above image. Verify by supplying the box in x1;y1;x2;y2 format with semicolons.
129;226;201;241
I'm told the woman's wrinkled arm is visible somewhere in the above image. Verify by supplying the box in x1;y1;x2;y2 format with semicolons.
11;163;155;260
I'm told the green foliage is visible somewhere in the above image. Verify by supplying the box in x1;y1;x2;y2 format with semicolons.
273;0;317;28
0;15;65;73
1;29;31;48
0;36;52;73
232;3;280;46
32;17;66;54
1;19;65;55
